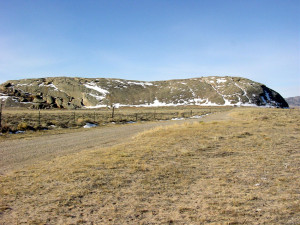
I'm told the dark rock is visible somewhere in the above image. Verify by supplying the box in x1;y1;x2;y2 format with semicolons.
4;83;13;88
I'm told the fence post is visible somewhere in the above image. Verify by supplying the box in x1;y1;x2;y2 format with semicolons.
191;110;193;117
38;109;41;127
94;110;96;123
73;111;76;124
135;113;138;121
111;106;115;118
154;110;156;120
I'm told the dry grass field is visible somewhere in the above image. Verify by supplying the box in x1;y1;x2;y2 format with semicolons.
0;106;229;134
0;107;299;224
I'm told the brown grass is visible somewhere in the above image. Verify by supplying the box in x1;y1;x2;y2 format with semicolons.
0;108;299;224
1;106;230;134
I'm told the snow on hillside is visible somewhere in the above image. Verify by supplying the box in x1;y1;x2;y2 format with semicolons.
78;77;283;108
38;83;60;91
127;81;154;87
0;76;288;109
84;82;109;95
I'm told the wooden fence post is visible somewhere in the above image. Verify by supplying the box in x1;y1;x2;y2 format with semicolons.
111;106;115;118
73;111;76;124
38;109;41;127
135;113;138;121
94;110;96;123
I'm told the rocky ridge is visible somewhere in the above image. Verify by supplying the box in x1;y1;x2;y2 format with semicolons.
0;76;289;109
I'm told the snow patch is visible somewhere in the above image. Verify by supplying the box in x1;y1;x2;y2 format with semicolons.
15;130;25;134
126;121;136;124
0;95;9;101
89;93;105;101
190;115;203;119
84;82;109;95
84;104;107;109
114;80;125;84
113;103;121;108
190;113;210;119
216;78;227;84
17;83;33;87
83;123;97;128
223;98;232;106
171;118;185;120
39;83;59;91
127;81;153;87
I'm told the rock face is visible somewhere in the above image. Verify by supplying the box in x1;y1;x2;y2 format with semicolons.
285;96;300;107
0;76;289;109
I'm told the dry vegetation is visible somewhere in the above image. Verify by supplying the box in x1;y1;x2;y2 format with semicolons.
0;106;228;133
0;108;299;224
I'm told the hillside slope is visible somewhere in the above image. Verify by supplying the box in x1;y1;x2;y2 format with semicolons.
285;96;300;107
0;76;288;108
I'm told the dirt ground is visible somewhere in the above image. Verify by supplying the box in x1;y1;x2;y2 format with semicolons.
0;110;231;175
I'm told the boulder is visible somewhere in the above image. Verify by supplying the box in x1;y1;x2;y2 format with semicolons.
55;98;63;108
33;96;45;103
45;96;55;104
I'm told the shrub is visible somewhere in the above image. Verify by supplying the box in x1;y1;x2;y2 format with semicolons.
76;118;84;125
1;124;11;133
57;121;69;128
17;122;28;131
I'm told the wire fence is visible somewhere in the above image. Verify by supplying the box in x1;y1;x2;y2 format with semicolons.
0;106;225;133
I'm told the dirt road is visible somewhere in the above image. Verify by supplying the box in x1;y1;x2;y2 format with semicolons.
0;110;232;174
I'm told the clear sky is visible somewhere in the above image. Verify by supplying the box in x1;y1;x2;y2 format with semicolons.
0;0;299;97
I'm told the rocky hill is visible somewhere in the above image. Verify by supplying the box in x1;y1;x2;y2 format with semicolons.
0;76;288;109
285;96;300;107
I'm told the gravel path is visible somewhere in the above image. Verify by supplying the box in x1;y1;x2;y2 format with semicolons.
0;111;232;174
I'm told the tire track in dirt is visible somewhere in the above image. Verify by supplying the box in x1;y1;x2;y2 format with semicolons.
0;110;232;174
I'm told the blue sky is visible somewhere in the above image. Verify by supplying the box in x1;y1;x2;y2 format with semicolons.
0;0;299;97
